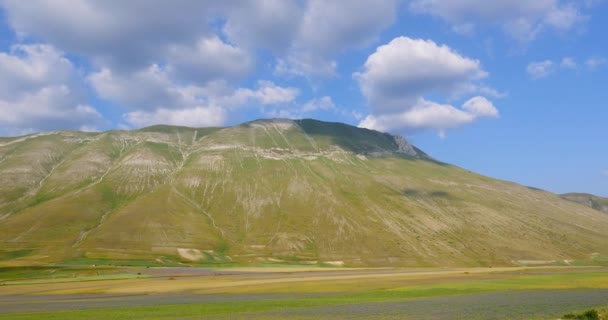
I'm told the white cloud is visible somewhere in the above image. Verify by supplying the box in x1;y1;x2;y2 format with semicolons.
276;0;397;77
275;51;338;78
560;57;577;69
3;0;398;80
264;95;337;119
88;55;298;113
0;44;73;98
1;0;274;131
409;0;588;43
110;77;299;128
0;1;520;134
0;0;400;133
86;43;298;128
167;36;253;84
527;56;606;78
302;96;336;112
124;106;227;128
359;96;498;136
526;60;556;79
239;80;300;106
351;110;364;120
603;169;608;177
585;57;607;69
544;3;586;30
462;96;499;118
0;44;103;135
355;37;498;135
354;37;487;113
298;0;396;56
88;65;180;111
2;0;216;70
223;0;303;52
476;86;508;99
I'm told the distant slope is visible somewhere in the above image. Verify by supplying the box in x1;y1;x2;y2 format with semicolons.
561;193;608;214
1;119;608;267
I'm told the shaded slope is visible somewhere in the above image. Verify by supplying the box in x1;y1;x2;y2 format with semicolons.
0;119;607;267
561;193;608;214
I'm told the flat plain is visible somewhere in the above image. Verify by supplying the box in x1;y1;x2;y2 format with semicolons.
1;265;607;319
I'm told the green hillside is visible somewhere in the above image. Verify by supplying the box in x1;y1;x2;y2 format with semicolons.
1;119;607;267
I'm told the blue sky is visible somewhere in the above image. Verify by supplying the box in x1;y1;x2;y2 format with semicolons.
0;1;606;196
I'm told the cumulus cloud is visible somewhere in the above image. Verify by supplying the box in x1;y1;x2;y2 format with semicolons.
167;36;253;84
409;0;588;43
0;44;73;98
117;79;299;128
2;0;216;70
1;0;267;131
302;96;336;113
0;1;544;136
586;57;607;69
2;1;255;89
355;37;498;135
276;0;397;77
560;57;577;69
462;96;500;118
275;51;338;78
124;106;227;128
222;0;303;52
526;60;556;79
359;97;498;137
0;0;404;133
355;37;487;113
3;0;398;79
236;80;299;106
87;33;255;110
87;54;298;129
298;0;396;57
0;44;103;135
88;65;181;111
263;96;337;120
526;56;603;78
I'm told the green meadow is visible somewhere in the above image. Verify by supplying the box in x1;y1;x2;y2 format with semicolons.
1;266;607;319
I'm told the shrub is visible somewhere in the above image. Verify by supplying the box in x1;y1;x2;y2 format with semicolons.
563;309;599;320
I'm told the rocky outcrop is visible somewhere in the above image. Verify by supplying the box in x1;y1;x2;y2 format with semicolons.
392;135;418;156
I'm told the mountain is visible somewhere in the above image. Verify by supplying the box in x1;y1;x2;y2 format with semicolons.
561;193;608;214
1;119;607;267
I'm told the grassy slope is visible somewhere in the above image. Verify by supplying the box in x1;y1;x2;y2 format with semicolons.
0;119;607;267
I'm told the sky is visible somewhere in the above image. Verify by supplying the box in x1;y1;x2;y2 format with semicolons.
0;1;606;196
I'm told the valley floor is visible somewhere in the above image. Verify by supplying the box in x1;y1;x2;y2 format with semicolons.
1;266;607;319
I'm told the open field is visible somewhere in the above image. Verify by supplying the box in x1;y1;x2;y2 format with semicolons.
1;265;607;319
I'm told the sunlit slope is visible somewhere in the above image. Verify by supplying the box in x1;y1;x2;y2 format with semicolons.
1;119;607;267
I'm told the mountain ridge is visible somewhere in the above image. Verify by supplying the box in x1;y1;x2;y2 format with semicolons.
1;119;607;267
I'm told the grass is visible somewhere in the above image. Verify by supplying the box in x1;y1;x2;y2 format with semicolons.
0;267;608;320
0;265;134;284
62;257;183;267
1;268;607;319
4;273;145;285
0;250;34;261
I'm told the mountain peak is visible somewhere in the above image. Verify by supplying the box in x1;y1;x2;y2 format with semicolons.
229;118;422;158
